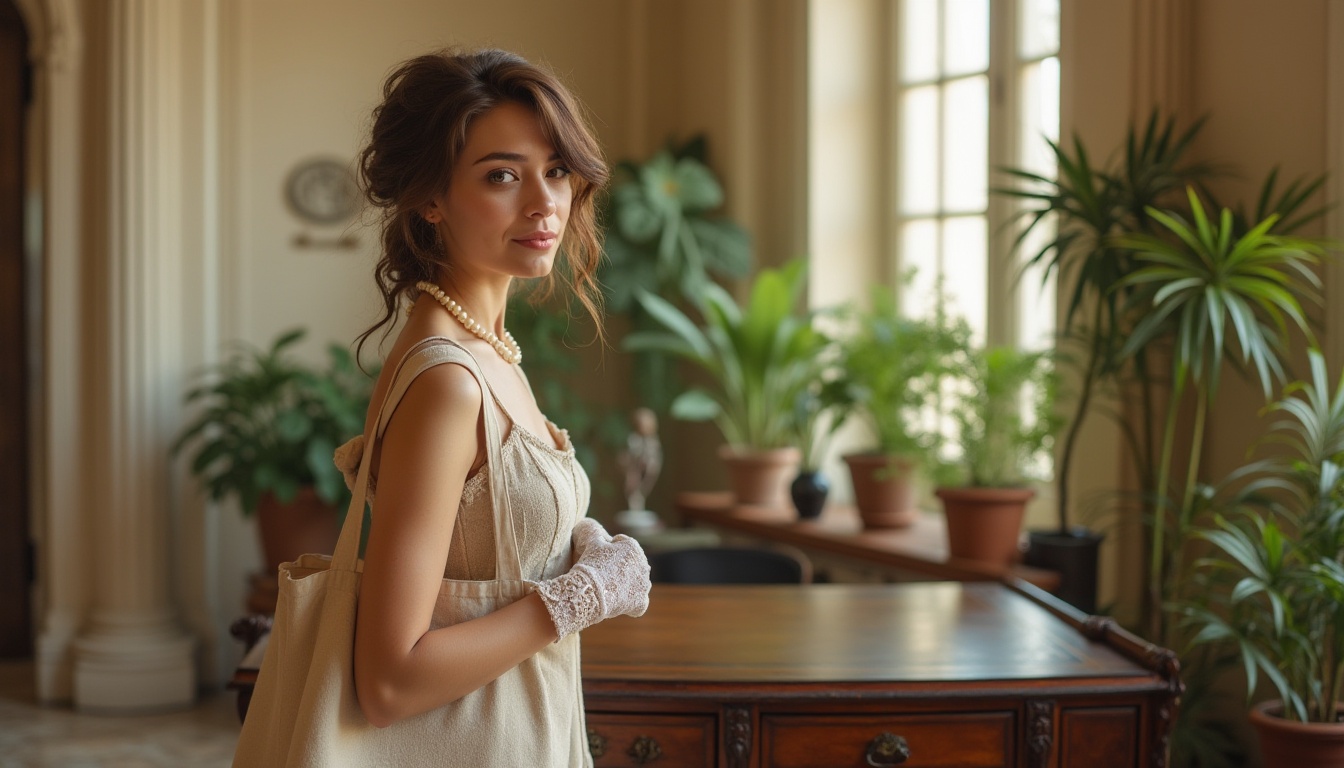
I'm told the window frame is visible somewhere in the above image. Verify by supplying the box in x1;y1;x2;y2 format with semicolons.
888;0;1059;351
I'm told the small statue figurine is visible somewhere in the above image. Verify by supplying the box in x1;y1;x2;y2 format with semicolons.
619;407;662;512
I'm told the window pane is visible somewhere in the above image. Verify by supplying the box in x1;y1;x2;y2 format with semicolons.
942;215;987;344
942;75;988;212
1017;56;1059;351
1020;0;1061;59
1018;258;1056;350
943;0;989;76
901;86;940;216
900;218;939;315
901;0;939;83
1018;57;1059;178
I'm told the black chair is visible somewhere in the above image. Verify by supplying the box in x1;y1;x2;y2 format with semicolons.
649;545;812;585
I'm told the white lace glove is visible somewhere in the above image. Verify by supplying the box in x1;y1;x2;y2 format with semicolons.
531;518;651;642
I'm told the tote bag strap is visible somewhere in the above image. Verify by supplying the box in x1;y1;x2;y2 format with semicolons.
330;337;522;581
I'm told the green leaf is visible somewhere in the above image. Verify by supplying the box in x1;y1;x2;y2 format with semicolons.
670;389;721;421
632;291;714;363
669;156;724;212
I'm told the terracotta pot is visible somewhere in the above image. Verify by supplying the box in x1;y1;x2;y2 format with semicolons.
843;453;917;529
935;486;1035;567
718;445;801;508
1250;700;1344;768
255;487;339;577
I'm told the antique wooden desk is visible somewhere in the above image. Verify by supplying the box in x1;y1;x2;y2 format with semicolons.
674;491;1061;592
581;583;1178;768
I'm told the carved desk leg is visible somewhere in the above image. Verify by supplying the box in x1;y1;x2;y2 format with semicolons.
725;706;752;768
1027;699;1055;768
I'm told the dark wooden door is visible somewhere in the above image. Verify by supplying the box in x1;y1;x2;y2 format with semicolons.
0;0;32;658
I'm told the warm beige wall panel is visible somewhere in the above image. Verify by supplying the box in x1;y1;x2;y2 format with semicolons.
1188;0;1329;489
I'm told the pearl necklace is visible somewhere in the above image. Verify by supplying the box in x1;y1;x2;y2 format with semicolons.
414;281;522;365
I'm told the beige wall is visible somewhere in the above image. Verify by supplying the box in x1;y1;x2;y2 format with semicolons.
1190;0;1330;485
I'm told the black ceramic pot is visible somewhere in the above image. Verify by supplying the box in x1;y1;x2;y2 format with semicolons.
790;471;830;520
1024;528;1105;613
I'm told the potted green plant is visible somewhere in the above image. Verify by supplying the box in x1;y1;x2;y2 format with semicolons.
833;286;968;528
995;113;1213;610
1115;187;1325;642
934;344;1061;568
624;259;826;509
600;136;752;413
1178;349;1344;768
173;328;375;594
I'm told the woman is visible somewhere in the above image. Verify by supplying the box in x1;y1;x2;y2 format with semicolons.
340;48;649;764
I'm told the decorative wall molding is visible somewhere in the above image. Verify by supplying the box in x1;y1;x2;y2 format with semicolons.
1131;0;1193;119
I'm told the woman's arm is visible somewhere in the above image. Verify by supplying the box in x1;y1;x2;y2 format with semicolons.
352;363;558;728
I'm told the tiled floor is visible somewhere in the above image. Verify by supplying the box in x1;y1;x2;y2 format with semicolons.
0;661;241;768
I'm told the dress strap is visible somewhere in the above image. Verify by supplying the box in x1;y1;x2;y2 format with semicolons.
331;337;523;581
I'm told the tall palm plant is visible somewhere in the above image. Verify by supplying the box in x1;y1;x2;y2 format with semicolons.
997;112;1212;534
1117;188;1325;641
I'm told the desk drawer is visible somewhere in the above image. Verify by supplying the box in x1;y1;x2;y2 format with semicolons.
762;712;1014;768
586;713;716;767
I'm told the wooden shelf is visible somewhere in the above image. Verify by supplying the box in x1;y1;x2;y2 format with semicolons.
674;491;1061;592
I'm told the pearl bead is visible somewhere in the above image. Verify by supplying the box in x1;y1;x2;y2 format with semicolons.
412;280;523;365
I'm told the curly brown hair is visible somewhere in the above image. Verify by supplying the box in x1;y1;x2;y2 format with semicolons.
355;48;609;360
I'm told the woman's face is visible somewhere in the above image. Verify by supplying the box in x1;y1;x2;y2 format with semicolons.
425;101;574;283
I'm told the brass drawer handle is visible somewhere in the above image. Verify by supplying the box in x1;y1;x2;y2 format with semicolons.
865;731;911;766
627;735;663;764
587;728;608;758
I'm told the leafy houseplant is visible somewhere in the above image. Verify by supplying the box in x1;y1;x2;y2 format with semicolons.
997;113;1215;538
600;136;752;413
1179;350;1344;768
999;109;1322;632
174;328;375;578
601;137;752;311
834;286;968;528
1116;188;1325;642
624;259;826;507
934;345;1061;568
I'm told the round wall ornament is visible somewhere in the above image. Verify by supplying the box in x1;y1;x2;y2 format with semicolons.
284;158;360;225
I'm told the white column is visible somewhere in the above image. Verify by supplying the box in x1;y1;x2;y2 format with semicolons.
71;0;195;712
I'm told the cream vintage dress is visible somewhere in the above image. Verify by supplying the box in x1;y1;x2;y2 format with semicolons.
333;337;593;767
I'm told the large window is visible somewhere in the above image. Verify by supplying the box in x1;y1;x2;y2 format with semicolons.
895;0;1059;350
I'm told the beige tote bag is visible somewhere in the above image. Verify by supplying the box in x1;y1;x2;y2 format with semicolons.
232;340;590;768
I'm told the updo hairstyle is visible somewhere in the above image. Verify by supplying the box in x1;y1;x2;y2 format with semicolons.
355;48;609;357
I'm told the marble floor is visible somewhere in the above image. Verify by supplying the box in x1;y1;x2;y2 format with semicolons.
0;661;241;767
